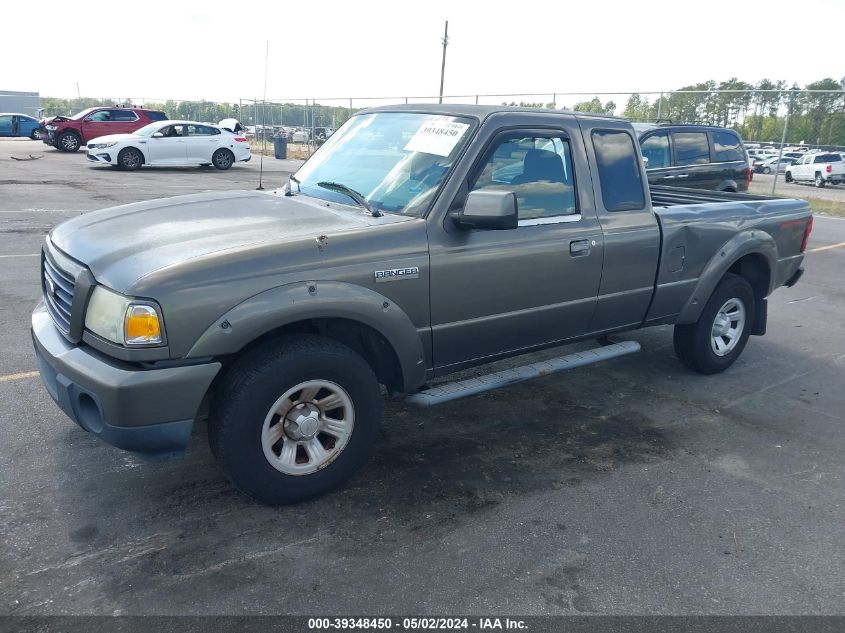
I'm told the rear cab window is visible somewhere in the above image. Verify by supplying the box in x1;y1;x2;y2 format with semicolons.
591;130;646;211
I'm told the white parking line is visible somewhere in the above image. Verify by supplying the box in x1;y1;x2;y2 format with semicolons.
0;371;39;383
807;240;845;254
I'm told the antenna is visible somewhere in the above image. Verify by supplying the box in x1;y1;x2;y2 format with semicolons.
438;21;449;104
257;40;269;191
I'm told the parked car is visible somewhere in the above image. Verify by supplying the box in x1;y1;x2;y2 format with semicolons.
756;156;798;174
85;120;251;170
32;105;811;504
785;152;845;187
42;106;168;152
292;128;310;143
634;123;751;192
0;113;43;139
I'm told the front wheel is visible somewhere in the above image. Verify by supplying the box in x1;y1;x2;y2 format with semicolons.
117;147;143;171
673;273;755;375
56;131;81;152
815;173;826;188
208;335;382;504
762;166;771;174
784;171;793;183
212;148;234;170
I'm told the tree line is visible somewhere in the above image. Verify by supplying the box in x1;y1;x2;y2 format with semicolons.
41;76;845;146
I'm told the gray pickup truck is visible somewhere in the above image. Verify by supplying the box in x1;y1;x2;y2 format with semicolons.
32;105;812;504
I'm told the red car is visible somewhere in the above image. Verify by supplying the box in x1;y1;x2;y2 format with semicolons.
42;106;168;152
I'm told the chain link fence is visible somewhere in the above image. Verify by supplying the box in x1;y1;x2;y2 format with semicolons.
38;88;845;158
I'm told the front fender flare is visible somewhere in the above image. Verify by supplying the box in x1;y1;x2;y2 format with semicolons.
676;230;777;324
186;281;427;392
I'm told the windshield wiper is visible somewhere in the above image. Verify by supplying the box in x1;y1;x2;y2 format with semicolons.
317;181;382;217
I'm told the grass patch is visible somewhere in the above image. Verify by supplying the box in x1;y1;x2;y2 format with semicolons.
802;197;845;218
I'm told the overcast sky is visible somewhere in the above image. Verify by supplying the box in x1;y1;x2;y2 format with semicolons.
4;0;843;105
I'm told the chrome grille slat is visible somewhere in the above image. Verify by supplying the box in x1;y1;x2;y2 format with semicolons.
44;256;74;284
42;250;77;335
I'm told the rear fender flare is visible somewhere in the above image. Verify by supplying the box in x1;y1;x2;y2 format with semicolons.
676;230;777;324
186;281;427;392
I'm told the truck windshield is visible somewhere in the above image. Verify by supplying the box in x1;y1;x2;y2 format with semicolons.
292;112;474;217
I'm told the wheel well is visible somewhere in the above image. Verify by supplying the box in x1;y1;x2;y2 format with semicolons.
233;318;404;393
727;253;770;299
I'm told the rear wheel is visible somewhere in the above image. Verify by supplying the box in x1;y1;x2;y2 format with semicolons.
117;147;143;171
815;173;826;188
673;273;755;375
30;129;42;140
212;148;234;170
208;335;382;504
56;131;81;152
784;171;793;183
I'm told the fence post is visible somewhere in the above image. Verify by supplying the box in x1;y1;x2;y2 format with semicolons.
771;91;792;196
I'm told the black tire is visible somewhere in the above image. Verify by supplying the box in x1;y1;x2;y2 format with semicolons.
784;171;793;183
56;131;81;152
212;148;234;170
117;147;143;171
815;173;826;188
208;335;382;504
673;273;756;375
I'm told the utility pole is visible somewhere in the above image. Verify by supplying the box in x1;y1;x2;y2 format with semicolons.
438;21;449;104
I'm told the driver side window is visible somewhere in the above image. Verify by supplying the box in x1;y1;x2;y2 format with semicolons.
470;134;577;222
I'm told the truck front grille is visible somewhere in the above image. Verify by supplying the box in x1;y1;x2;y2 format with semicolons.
43;255;76;333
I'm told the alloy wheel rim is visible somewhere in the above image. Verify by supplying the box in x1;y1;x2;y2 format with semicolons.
261;380;355;476
710;298;745;357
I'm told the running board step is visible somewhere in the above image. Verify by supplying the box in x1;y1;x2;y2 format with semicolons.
405;340;641;408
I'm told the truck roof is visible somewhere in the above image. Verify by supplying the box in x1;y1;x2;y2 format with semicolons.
360;103;624;123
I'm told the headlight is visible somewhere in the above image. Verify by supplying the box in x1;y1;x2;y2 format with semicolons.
89;142;117;149
84;286;163;346
46;125;56;131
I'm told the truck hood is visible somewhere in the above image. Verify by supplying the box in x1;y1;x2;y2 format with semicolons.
49;190;410;293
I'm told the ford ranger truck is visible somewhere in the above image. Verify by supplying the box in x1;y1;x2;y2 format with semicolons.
31;105;812;504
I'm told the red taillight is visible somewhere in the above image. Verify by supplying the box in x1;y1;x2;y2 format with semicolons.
233;137;246;143
801;216;814;253
826;164;832;173
746;167;752;186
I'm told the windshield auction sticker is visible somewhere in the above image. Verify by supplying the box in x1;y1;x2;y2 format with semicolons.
404;117;470;156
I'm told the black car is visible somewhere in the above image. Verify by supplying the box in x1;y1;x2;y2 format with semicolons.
633;123;751;192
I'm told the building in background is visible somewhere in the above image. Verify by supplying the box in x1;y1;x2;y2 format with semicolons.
0;91;42;118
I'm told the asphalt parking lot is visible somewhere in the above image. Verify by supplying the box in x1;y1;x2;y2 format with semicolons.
1;137;844;615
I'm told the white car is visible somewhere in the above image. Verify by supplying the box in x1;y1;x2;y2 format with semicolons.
85;120;251;170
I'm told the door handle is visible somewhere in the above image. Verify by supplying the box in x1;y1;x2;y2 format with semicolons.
676;174;689;179
570;239;591;257
662;175;676;179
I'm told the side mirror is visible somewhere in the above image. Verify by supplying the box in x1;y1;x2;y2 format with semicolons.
641;155;650;168
152;132;163;138
454;190;518;231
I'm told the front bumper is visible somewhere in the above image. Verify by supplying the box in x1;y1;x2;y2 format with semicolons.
42;129;56;146
86;150;113;164
32;303;221;458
